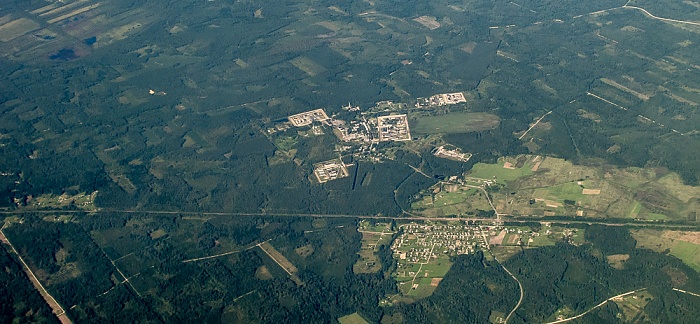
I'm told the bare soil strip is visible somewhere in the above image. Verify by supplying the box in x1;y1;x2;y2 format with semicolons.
0;229;72;324
259;242;304;286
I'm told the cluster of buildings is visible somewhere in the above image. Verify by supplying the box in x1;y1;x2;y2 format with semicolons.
287;108;330;127
287;108;412;144
415;92;467;108
335;118;377;143
312;159;350;183
432;145;472;162
377;114;411;142
392;223;486;263
279;91;469;183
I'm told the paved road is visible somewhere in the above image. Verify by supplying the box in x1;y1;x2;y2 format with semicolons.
1;209;697;229
544;288;647;324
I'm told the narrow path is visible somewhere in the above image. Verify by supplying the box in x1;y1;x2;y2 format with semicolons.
587;92;685;135
518;110;552;140
182;239;270;263
464;184;501;220
232;290;257;302
586;92;628;111
406;164;432;179
87;235;142;298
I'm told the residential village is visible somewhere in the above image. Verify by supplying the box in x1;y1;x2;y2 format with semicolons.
393;222;486;262
370;220;585;301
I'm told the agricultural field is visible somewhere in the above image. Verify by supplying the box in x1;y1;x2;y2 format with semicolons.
22;191;98;210
466;156;537;184
428;155;700;221
497;225;585;247
490;224;585;261
610;289;655;322
338;312;369;324
632;230;700;272
411;187;493;218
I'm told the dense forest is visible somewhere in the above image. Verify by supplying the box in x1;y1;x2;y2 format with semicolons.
1;0;700;217
2;0;700;322
0;247;59;323
2;215;700;323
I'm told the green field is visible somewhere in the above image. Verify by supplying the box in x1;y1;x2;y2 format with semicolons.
529;233;557;246
671;241;700;272
646;212;668;220
411;112;500;134
543;183;588;202
411;188;492;217
627;201;642;218
407;282;438;298
633;230;700;272
357;220;393;233
465;156;700;221
489;310;507;324
273;136;297;151
421;260;453;277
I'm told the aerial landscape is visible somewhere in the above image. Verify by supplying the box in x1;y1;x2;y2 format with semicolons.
1;0;700;322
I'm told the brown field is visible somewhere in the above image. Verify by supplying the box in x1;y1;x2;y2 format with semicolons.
259;242;303;286
662;231;700;244
606;254;630;269
149;229;167;239
255;266;273;280
600;78;651;101
461;42;477;53
295;244;314;258
582;189;601;195
0;18;41;42
491;246;522;261
507;234;520;245
430;278;443;287
490;230;506;245
663;266;688;286
413;16;440;29
531;156;543;171
635;230;700;247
